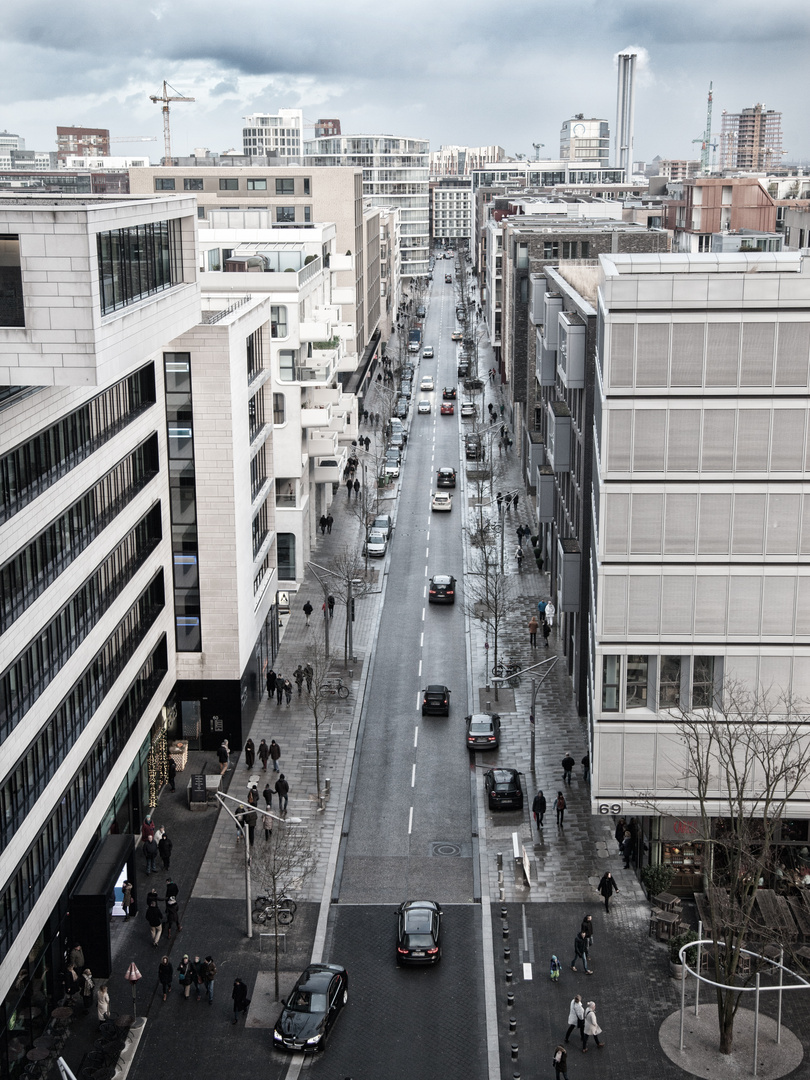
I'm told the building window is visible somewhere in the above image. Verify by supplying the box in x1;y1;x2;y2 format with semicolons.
659;657;681;709
246;328;264;383
197;207;207;220
562;241;576;259
250;446;268;500
602;655;620;711
692;656;715;709
519;277;529;303
580;242;589;258
184;178;204;191
304;206;311;223
276;206;296;223
97;219;182;315
0;235;24;327
278;350;296;381
543;241;559;259
248;389;266;441
219;178;239;190
273;393;285;424
516;242;529;269
270;305;287;338
253;550;273;596
303;178;311;195
206;248;221;272
275;178;295;195
247;178;267;190
626;656;648;709
277;533;295;579
154;178;176;191
252;499;269;558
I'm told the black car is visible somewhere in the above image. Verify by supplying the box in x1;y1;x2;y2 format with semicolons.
396;900;443;964
465;434;483;461
428;574;456;604
484;768;524;810
466;712;501;750
442;387;457;400
273;963;348;1052
436;467;456;488
422;684;451;716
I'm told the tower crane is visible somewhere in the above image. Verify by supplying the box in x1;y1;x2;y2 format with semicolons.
149;81;195;163
532;143;545;160
691;82;716;174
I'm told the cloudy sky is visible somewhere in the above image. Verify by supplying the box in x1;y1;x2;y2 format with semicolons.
3;0;809;165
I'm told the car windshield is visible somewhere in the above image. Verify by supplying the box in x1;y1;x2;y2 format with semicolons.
492;770;514;783
368;531;384;542
288;990;328;1013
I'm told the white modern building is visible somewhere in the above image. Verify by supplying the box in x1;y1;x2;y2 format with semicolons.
559;116;610;164
304;134;430;280
591;252;810;872
242;108;304;159
429;144;505;176
431;178;472;244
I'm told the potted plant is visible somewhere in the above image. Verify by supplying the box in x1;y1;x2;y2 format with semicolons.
640;864;675;901
669;929;699;980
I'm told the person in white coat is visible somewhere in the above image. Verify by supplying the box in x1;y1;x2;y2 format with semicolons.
545;600;556;629
582;1000;604;1051
564;994;585;1044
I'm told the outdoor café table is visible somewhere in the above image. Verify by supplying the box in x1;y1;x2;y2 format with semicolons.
656;911;681;940
654;892;680;912
694;893;713;932
755;890;799;942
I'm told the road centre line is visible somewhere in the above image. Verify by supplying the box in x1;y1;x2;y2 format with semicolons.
414;726;418;748
408;807;414;834
411;764;416;787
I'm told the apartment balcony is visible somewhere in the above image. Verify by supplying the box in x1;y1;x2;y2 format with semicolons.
556;537;581;613
546;400;572;473
558;312;586;389
537;329;556;386
536;466;555;523
529;274;547;326
299;320;331;342
337;351;359;373
332;286;356;306
330;253;353;272
543;293;563;350
308;429;338;458
300;402;333;428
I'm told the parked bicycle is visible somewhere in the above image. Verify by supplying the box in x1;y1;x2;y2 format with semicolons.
492;658;521;688
322;677;350;698
252;893;297;925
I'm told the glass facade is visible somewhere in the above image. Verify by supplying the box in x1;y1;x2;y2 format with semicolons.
164;353;201;652
97;219;182;316
0;235;24;327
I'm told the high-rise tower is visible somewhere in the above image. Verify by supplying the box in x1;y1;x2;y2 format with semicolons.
615;53;637;177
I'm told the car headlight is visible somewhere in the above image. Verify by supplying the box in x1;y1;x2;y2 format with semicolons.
306;1034;322;1045
273;1030;283;1042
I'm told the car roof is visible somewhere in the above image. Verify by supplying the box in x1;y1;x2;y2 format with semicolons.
438;466;455;473
425;684;448;693
431;574;453;584
469;713;497;725
374;514;391;523
489;768;519;782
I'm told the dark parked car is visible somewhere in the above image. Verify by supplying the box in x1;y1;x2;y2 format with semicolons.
396;400;408;419
465;434;483;461
442;387;457;400
371;514;392;539
416;304;426;317
396;900;443;964
422;684;451;716
484;768;524;810
428;574;456;604
457;360;470;377
436;467;456;488
466;712;501;750
273;963;348;1052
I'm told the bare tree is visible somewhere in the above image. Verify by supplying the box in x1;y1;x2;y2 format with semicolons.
662;683;810;1054
299;634;339;809
463;539;513;698
325;547;373;665
251;822;317;1001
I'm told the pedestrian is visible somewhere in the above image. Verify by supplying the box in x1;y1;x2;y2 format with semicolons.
363;409;369;424
326;513;333;534
258;739;270;771
516;526;524;549
550;954;562;981
515;546;523;571
243;807;257;846
364;435;371;452
165;895;182;937
248;783;259;806
614;817;626;852
140;815;155;844
70;943;85;971
501;423;506;439
571;931;593;974
202;956;216;1004
191;955;205;1002
555;790;566;827
562;753;575;785
581;914;594;950
346;478;353;498
499;403;504;417
581;753;590;783
143;834;158;875
319;515;327;535
158;831;172;870
353;478;360;499
244;738;256;769
532;790;546;829
538;599;547;621
63;964;79;1003
597;871;619;913
165;876;179;903
621;830;633;869
145;899;163;946
167;757;177;792
231;977;249;1024
269;739;281;772
505;492;512;512
582;1001;604;1051
542;619;551;648
266;669;277;699
276;676;284;706
512;492;519;511
303;600;313;625
275;773;289;814
302;663;313;692
553;1044;569;1080
122;879;134;921
545;600;556;628
327;594;335;619
153;823;164;846
496;492;503;511
81;968;94;1012
177;954;192;999
283;678;292;707
565;994;585;1044
375;412;381;428
294;665;305;695
96;984;110;1022
158;957;173;1002
528;615;539;648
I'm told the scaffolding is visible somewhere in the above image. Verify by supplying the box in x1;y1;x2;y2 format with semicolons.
720;104;783;171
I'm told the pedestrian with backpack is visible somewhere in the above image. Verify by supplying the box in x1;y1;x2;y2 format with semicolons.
555;791;567;827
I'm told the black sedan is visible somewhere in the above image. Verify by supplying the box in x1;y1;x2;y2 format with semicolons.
466;712;501;750
396;900;443;964
442;386;457;400
422;685;451;716
484;768;524;810
273;964;348;1052
428;574;456;604
436;467;456;488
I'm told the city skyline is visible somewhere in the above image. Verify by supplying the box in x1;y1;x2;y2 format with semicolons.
2;0;809;165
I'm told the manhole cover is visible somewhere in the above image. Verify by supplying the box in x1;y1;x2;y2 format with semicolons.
430;842;462;857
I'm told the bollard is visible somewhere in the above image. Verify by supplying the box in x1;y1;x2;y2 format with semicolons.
503;926;509;940
499;885;505;902
504;948;511;962
511;1045;519;1061
507;992;515;1008
324;777;331;797
486;701;492;711
497;852;503;872
505;969;513;983
501;907;508;919
509;1017;517;1034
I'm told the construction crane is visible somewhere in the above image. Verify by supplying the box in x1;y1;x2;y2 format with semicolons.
149;81;195;163
692;82;715;174
532;143;545;160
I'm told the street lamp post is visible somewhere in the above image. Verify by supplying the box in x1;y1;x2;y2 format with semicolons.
308;564;331;660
